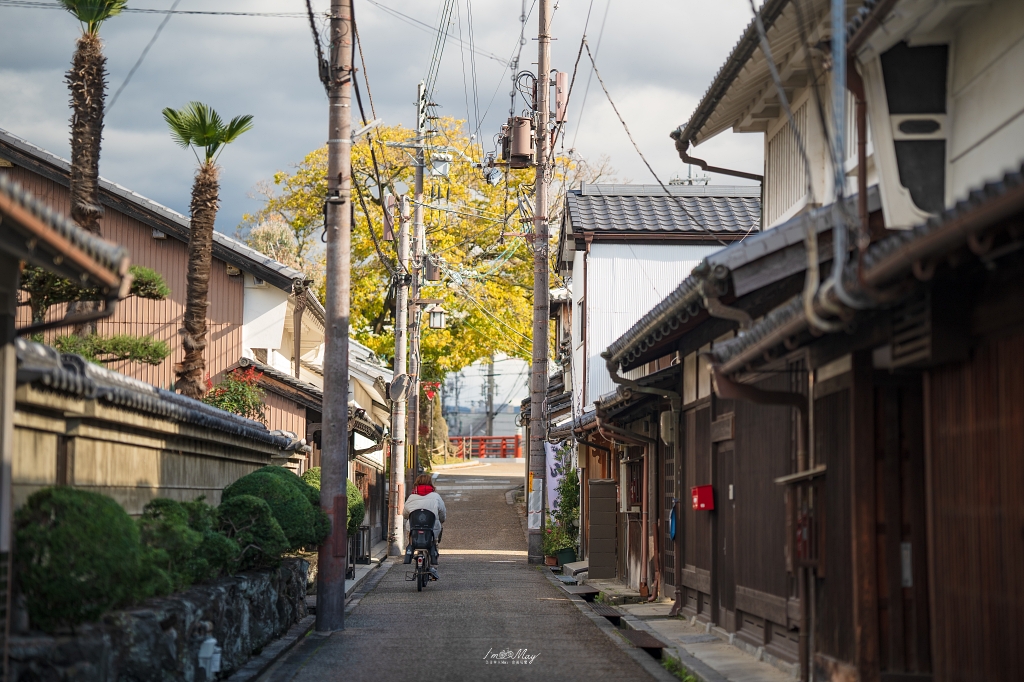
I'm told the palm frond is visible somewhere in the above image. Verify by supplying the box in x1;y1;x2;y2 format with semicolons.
223;115;255;145
162;107;193;150
59;0;127;34
163;101;254;165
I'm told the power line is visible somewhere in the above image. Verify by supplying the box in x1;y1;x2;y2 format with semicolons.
569;0;611;151
0;1;305;17
363;0;506;64
106;0;181;113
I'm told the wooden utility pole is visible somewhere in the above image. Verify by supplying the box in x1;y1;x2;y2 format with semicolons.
316;0;352;632
388;197;411;558
486;353;496;437
407;81;427;482
527;0;552;564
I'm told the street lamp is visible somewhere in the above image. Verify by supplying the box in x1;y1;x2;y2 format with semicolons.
427;304;447;329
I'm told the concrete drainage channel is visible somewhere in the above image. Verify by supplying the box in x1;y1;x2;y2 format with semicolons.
542;570;727;682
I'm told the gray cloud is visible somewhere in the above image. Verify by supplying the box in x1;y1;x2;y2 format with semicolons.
0;0;764;236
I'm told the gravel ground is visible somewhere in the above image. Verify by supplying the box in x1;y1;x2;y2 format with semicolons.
277;462;656;682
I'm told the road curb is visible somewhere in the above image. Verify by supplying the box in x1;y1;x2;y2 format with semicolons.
430;459;482;470
540;569;678;682
231;557;394;682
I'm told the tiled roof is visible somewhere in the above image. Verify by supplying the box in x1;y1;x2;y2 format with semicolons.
16;340;301;450
566;185;761;235
710;161;1024;374
602;187;880;370
0;127;307;292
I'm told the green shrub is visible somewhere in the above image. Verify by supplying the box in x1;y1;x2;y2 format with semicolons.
347;479;365;536
203;367;266;423
180;496;240;582
301;468;365;536
300;467;321;493
257;465;319;507
542;521;576;556
222;471;328;550
217;495;289;570
15;488;144;631
137;498;203;592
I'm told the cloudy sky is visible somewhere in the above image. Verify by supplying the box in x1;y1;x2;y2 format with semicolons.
0;0;764;233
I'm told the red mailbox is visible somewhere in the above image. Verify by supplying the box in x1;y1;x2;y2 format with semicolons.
691;485;714;511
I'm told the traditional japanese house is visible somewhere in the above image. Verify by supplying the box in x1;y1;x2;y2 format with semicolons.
543;182;761;585
600;0;1024;680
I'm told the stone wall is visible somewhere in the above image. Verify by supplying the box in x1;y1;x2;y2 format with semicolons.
8;558;308;682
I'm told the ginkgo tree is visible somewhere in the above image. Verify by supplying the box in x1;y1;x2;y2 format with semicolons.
240;118;614;382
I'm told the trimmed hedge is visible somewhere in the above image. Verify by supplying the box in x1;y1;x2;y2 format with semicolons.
257;465;319;507
217;495;289;570
15;467;330;632
15;488;145;632
222;471;329;551
301;467;365;535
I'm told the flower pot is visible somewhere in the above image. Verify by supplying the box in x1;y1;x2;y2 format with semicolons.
544;555;558;566
555;548;577;566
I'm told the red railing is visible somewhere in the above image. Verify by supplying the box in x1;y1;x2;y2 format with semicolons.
448;435;522;459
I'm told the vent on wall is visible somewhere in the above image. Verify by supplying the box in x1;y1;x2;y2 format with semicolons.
889;285;969;369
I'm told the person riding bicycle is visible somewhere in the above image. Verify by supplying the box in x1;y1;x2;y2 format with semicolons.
403;473;446;580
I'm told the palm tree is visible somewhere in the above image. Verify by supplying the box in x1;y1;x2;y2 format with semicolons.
163;102;254;398
61;0;126;235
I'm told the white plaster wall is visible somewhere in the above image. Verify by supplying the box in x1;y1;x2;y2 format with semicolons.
242;275;289;352
948;0;1024;202
584;243;720;405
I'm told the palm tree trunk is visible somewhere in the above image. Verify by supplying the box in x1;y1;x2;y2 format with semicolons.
67;32;105;236
175;162;220;398
66;32;107;336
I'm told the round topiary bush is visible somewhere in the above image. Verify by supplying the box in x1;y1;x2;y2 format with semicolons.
300;468;364;536
300;466;321;494
217;495;289;570
256;465;319;507
222;471;328;550
15;487;144;632
137;498;203;592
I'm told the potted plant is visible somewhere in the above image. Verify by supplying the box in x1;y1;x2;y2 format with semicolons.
542;522;575;566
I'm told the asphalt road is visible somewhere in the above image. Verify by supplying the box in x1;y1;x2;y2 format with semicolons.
273;461;657;682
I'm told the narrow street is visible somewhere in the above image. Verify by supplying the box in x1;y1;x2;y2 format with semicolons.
268;461;658;682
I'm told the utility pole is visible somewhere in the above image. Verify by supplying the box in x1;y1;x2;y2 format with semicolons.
388;197;411;558
485;354;496;437
316;0;352;632
407;82;428;481
527;0;552;564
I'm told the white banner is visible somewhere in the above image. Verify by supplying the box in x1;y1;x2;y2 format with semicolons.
527;490;543;530
545;441;562;515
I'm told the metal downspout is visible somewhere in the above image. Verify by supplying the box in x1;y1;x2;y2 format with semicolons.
673;136;764;183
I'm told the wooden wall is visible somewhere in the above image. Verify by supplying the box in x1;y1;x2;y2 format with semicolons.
9;166;245;389
926;329;1024;681
814;376;855;666
730;371;800;662
13;385;276;515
